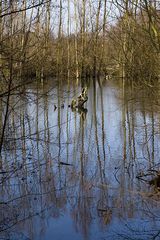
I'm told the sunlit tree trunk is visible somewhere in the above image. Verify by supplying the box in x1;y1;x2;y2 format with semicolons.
19;0;27;78
35;4;41;79
93;0;102;77
74;0;79;82
42;0;51;81
57;0;63;77
98;0;107;75
81;0;86;78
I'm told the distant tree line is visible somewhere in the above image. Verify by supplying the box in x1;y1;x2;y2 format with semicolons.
0;0;160;84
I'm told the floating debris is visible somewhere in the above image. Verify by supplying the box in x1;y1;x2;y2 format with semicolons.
54;104;57;111
59;161;73;166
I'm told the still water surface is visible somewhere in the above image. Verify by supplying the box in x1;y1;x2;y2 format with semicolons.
1;78;160;240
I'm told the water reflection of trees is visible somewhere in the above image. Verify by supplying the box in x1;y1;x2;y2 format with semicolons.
1;80;160;239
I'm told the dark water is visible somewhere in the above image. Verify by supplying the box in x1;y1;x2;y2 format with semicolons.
1;78;160;240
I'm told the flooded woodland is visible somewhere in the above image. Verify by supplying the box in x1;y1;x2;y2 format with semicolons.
1;0;160;239
1;78;160;240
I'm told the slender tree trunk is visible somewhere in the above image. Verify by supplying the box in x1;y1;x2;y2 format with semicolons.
57;0;62;77
81;0;86;78
74;0;79;82
94;0;102;77
98;0;107;75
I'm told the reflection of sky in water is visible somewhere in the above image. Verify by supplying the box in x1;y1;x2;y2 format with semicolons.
1;79;160;240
